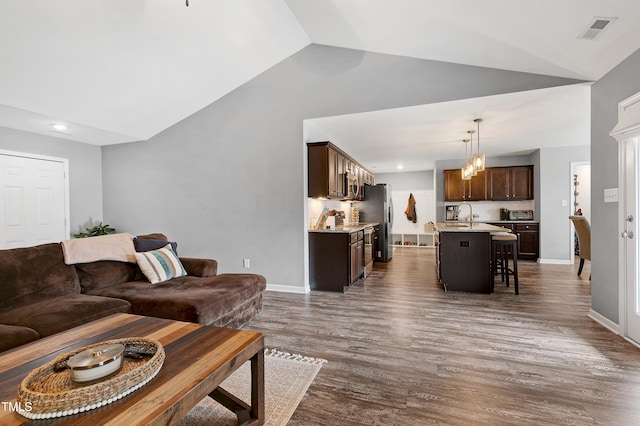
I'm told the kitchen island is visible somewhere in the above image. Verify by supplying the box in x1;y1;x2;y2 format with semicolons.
436;222;510;293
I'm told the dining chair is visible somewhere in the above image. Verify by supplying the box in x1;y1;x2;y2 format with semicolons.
569;215;591;279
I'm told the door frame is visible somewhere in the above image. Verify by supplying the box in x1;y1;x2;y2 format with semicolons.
569;161;591;265
0;149;71;242
611;91;640;342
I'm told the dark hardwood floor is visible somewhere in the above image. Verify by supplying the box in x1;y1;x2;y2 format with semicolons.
243;247;640;425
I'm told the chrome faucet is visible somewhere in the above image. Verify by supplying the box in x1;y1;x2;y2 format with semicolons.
458;202;473;227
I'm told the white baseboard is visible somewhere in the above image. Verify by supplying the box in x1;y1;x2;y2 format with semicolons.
266;283;309;294
537;258;572;265
624;336;640;350
588;309;621;335
588;310;640;349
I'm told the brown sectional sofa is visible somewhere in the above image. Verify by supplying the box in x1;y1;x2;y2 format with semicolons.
0;234;267;353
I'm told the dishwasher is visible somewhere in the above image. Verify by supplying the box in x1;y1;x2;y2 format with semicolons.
363;225;374;278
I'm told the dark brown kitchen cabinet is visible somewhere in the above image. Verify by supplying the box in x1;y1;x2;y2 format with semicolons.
514;223;539;259
467;170;487;200
308;143;343;199
327;147;339;197
487;167;510;200
488;166;533;200
444;169;466;201
443;169;487;201
309;230;363;292
486;222;539;260
510;166;533;199
364;170;375;186
350;230;364;283
445;165;533;202
362;170;375;198
308;141;374;200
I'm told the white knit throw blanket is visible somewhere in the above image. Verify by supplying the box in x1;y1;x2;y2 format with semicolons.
61;233;136;265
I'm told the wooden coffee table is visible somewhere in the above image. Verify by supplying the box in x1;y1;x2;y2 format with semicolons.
0;313;264;425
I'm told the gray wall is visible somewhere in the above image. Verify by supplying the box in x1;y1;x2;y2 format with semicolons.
0;126;103;237
375;171;434;191
102;44;584;290
538;145;590;262
532;150;541;230
591;48;640;323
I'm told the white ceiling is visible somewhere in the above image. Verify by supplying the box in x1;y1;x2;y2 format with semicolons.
0;1;310;144
1;0;639;170
305;84;591;172
286;0;640;81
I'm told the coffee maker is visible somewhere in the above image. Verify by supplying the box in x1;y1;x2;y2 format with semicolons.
500;208;509;221
445;205;459;221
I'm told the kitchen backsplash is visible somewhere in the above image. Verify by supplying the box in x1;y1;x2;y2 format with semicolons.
447;200;535;222
308;199;352;228
309;199;535;228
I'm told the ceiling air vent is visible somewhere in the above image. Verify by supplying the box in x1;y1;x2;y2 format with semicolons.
578;16;617;40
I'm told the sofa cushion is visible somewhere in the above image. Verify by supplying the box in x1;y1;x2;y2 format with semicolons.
0;324;40;353
137;233;169;241
85;273;266;326
0;243;80;310
135;245;187;284
76;261;140;293
0;294;131;337
179;257;218;277
134;238;178;255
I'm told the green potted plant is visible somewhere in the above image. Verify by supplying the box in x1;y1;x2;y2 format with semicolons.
74;222;116;238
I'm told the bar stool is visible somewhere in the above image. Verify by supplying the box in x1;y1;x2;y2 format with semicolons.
491;232;519;295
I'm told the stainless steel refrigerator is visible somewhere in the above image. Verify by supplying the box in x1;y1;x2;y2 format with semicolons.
359;183;393;262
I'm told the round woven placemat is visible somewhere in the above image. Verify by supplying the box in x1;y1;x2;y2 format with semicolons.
16;337;164;420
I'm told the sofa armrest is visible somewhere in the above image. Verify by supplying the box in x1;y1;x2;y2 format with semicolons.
179;258;218;277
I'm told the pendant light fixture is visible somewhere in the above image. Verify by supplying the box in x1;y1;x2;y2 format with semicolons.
472;118;485;172
467;129;477;177
461;139;471;180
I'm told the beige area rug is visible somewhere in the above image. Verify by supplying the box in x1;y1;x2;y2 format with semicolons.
177;349;326;426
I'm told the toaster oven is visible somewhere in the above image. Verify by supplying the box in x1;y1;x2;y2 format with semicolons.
508;210;534;221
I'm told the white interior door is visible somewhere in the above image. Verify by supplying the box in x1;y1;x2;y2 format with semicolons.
612;91;640;344
621;139;640;343
0;153;68;248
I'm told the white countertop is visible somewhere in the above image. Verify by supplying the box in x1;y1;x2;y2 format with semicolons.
435;222;511;233
443;220;538;224
308;222;379;233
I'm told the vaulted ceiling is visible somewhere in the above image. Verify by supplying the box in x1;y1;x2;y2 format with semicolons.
1;1;640;170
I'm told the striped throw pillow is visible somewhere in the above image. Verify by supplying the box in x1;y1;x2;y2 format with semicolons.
135;244;187;284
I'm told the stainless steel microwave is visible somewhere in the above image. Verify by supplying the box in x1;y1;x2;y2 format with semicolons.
344;171;359;199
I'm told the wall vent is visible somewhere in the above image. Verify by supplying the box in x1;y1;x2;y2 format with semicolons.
578;16;617;40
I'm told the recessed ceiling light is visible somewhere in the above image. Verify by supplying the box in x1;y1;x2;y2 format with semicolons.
397;165;404;170
52;123;68;131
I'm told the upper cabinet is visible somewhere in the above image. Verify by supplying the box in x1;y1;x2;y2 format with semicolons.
443;169;487;201
467;170;487;201
509;166;534;200
443;169;467;201
488;166;533;200
308;142;374;200
444;165;533;202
